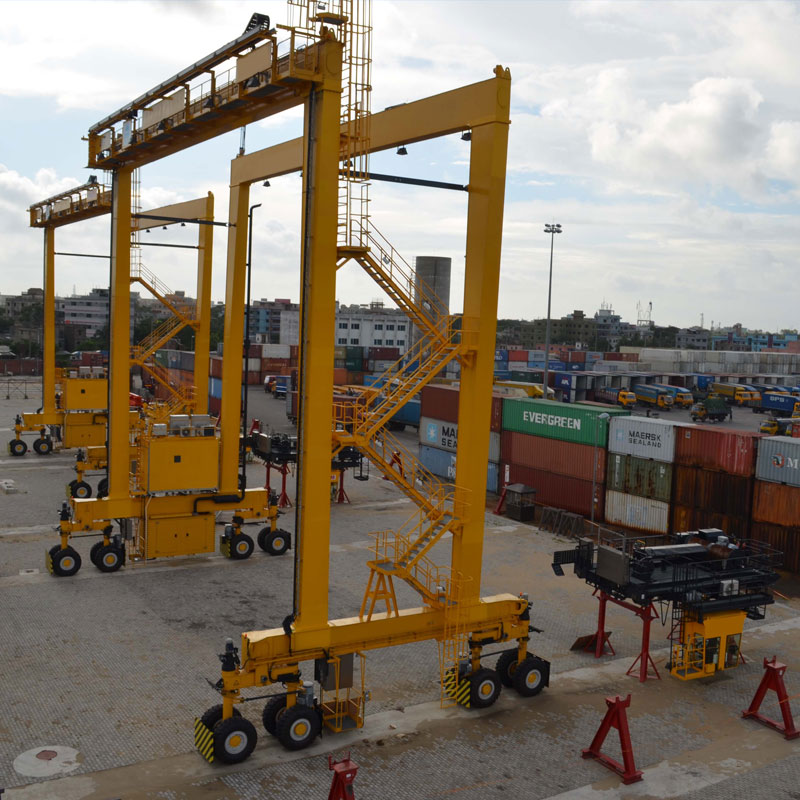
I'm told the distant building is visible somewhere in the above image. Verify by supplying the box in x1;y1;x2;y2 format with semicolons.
249;298;297;344
57;288;137;338
676;327;709;349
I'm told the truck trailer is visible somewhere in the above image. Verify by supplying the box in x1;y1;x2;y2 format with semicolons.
650;383;694;408
710;382;760;406
633;384;674;410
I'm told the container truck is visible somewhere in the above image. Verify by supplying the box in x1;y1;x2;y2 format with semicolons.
749;391;800;417
649;383;694;408
759;417;800;436
690;396;730;423
710;382;760;406
633;384;674;410
494;380;555;399
594;386;637;408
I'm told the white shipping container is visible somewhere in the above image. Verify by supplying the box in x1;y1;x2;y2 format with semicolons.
755;436;800;488
262;344;291;359
608;416;678;463
418;416;500;462
604;490;669;534
246;358;261;372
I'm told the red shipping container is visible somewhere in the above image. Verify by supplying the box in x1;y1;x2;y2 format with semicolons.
674;427;762;477
752;480;800;526
508;350;528;362
500;431;605;483
247;371;261;385
333;367;348;385
209;356;223;379
749;522;800;573
672;465;753;518
671;504;750;542
346;371;364;385
567;350;586;363
290;345;299;360
420;385;502;431
208;395;221;416
501;462;601;518
368;346;400;361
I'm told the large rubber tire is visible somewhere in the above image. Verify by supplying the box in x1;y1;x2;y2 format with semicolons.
97;478;108;499
495;649;532;688
469;668;502;709
212;716;257;765
9;439;27;457
229;532;254;560
95;544;124;573
257;528;290;556
89;540;105;567
512;656;548;697
72;481;92;499
33;438;52;455
262;695;288;735
51;546;82;578
199;704;241;732
275;705;321;751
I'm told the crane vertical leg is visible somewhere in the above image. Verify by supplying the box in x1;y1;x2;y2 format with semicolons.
42;227;56;416
193;192;214;412
108;167;133;500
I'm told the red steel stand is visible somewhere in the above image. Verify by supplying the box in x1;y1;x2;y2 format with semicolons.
742;656;799;740
276;462;292;508
624;601;660;682
493;485;508;515
335;469;350;504
582;694;643;785
328;752;359;800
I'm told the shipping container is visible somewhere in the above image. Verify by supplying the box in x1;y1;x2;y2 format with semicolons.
346;371;364;385
344;358;363;371
674;426;761;476
606;453;672;503
420;384;503;432
494;349;509;362
420;417;501;462
755;436;800;487
604;490;669;534
502;398;628;446
508;350;528;362
209;356;223;379
333;368;348;385
179;350;194;372
749;521;800;573
209;377;222;399
418;444;498;493
752;479;800;525
334;346;347;360
501;462;600;518
345;346;363;359
368;347;400;361
208;395;221;416
500;431;605;483
671;505;750;543
608;416;678;463
390;398;421;429
262;344;291;359
290;345;299;360
673;465;752;518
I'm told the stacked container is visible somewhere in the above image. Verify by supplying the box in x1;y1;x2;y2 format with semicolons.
417;384;503;492
752;436;800;572
500;398;629;517
605;417;677;534
672;426;761;541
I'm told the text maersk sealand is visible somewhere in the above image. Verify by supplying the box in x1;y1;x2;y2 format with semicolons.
522;411;581;429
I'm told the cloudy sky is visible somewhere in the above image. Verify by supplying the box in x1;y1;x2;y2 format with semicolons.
2;0;799;331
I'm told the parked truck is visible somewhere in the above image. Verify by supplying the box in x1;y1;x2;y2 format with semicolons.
749;392;800;418
759;417;800;436
691;396;731;423
594;386;637;408
649;383;694;408
633;384;674;410
710;382;760;406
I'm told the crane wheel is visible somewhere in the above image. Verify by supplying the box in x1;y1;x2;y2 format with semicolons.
495;649;532;688
212;716;257;764
229;532;254;560
71;481;92;499
97;478;108;499
275;705;321;751
257;528;291;556
95;544;125;573
51;546;82;578
9;439;27;457
33;438;52;455
262;695;288;735
89;541;105;567
512;656;549;697
469;668;502;709
199;704;241;731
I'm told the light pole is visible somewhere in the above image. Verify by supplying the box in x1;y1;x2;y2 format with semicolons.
591;411;610;525
543;223;562;400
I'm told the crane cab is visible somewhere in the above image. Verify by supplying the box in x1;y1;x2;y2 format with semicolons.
670;609;746;680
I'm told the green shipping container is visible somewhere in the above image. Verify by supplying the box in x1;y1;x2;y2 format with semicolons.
502;398;629;446
510;370;543;383
345;346;364;359
606;453;672;503
345;358;362;370
334;346;347;359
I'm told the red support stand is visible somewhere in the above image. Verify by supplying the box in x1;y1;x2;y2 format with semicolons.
625;602;660;683
276;462;292;508
493;486;508;515
328;752;359;800
335;469;350;504
742;656;799;740
582;694;643;785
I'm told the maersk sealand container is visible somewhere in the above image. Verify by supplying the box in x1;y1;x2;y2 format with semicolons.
502;398;629;446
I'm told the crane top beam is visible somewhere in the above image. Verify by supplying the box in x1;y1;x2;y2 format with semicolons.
29;179;112;229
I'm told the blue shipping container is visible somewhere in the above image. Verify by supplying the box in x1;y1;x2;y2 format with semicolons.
494;370;512;381
418;445;498;493
495;349;509;362
209;377;222;399
694;374;714;391
391;399;421;427
555;372;574;389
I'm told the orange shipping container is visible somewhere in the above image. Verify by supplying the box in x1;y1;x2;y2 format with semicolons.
500;431;605;483
674;427;762;477
752;479;800;526
749;521;800;573
671;505;750;542
333;367;348;385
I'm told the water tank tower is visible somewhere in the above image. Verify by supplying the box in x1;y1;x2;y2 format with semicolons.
413;256;451;346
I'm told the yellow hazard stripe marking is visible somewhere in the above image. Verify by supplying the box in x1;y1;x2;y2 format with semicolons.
45;550;54;575
194;718;215;762
442;670;471;708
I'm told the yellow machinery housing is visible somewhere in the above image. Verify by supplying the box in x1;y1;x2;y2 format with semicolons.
670;609;746;681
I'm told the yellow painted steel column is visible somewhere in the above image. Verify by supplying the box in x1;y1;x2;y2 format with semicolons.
193;192;214;412
293;41;342;635
108;167;133;499
219;184;250;493
42;227;56;415
452;69;511;601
